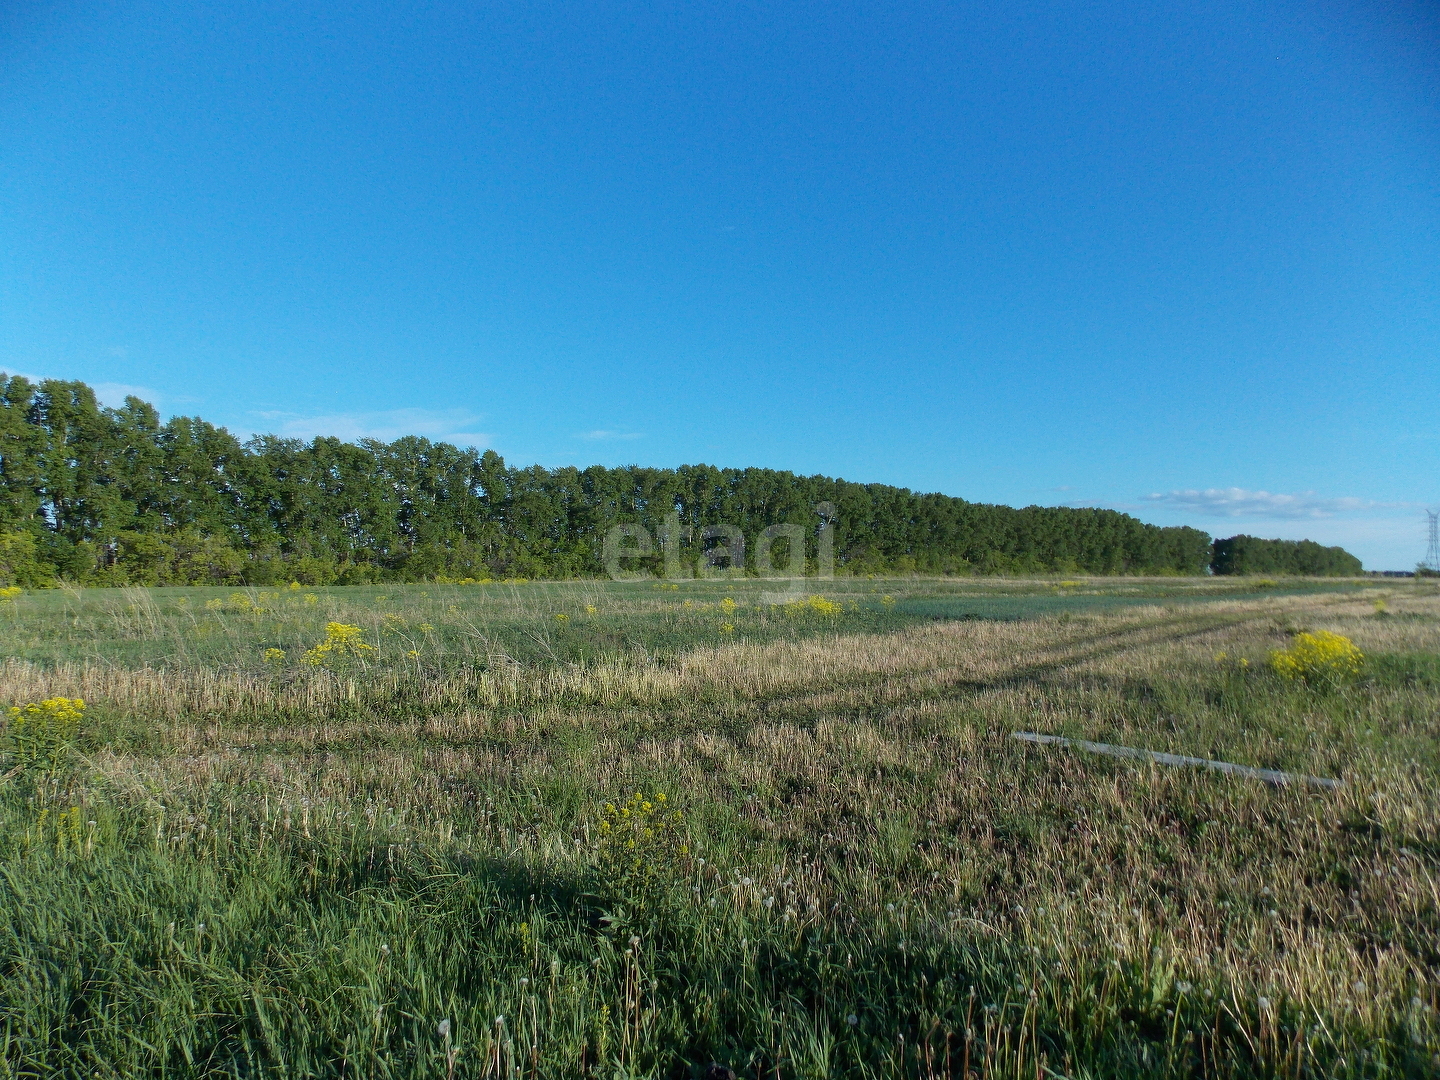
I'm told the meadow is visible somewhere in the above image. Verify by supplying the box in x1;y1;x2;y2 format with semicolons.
0;576;1436;1078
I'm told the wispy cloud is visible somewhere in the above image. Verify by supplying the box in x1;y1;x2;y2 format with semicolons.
576;430;643;441
1145;487;1409;519
250;407;491;448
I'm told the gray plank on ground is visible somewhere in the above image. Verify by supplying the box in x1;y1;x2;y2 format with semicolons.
1012;731;1342;790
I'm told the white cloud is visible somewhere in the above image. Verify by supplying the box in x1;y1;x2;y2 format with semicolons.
1124;488;1437;570
250;407;491;448
1144;487;1409;519
576;430;643;441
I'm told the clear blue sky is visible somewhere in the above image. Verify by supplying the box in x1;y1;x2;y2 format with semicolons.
2;1;1437;569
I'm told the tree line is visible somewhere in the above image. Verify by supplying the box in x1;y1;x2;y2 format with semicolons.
0;375;1358;585
1209;535;1363;577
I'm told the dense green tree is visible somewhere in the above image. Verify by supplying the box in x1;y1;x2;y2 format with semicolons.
1210;535;1363;576
0;374;1365;586
0;376;48;531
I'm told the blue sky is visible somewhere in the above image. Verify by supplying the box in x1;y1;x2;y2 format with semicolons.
2;1;1437;569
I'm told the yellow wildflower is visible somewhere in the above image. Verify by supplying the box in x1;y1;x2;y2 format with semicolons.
1269;631;1363;683
594;789;690;899
6;697;84;771
301;623;375;667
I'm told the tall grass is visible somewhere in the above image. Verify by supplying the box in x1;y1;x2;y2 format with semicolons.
0;579;1435;1077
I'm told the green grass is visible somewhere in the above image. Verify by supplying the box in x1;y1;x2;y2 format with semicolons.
0;577;1436;1078
0;575;1375;671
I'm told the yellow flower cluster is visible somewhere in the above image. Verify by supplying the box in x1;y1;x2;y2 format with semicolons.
301;623;376;667
0;586;22;602
719;597;738;613
6;697;84;772
1269;631;1363;683
596;791;689;892
8;696;84;736
262;648;286;664
784;594;842;617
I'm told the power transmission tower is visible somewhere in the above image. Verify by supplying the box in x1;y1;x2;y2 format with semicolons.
1426;509;1440;573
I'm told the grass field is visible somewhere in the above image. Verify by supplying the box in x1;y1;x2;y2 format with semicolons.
0;576;1436;1078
